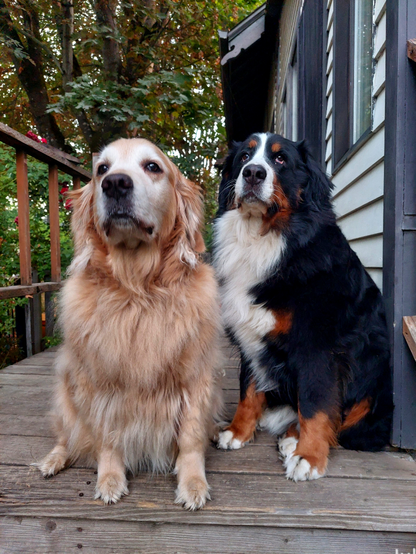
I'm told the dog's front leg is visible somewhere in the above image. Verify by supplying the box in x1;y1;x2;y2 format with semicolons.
217;381;266;449
279;350;338;482
95;448;128;504
174;394;211;511
36;439;71;477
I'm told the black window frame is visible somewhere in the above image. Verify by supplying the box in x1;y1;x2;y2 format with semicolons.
333;0;373;170
296;0;325;166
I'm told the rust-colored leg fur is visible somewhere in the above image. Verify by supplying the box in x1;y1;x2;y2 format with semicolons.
279;411;337;481
217;382;266;449
340;398;371;431
294;412;337;473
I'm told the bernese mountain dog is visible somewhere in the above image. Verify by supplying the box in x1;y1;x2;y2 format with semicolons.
213;132;393;482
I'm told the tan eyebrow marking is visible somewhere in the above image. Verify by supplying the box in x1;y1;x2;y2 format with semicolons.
248;139;257;149
271;142;281;153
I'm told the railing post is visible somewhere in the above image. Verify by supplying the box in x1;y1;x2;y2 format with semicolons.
48;164;61;282
73;176;81;190
16;149;32;357
16;150;31;286
31;269;42;354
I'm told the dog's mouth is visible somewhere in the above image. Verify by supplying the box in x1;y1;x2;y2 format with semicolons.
236;190;269;210
104;212;154;237
240;191;263;204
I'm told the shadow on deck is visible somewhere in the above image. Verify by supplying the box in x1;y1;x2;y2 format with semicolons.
1;338;416;553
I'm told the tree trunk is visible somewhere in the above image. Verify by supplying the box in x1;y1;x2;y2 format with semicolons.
0;0;68;150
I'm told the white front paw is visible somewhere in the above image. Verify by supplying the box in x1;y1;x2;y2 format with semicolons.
95;473;129;504
175;476;210;511
278;435;325;482
34;445;69;477
217;430;243;450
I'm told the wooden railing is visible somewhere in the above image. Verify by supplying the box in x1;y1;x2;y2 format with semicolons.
0;123;91;357
407;39;416;63
403;316;416;362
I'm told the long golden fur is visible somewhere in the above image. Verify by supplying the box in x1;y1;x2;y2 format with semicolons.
36;138;222;510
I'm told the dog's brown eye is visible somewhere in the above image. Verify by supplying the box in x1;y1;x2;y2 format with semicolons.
145;162;162;173
241;153;250;163
97;164;109;176
274;154;285;165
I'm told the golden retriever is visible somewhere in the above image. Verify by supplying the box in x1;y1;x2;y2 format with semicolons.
36;138;222;510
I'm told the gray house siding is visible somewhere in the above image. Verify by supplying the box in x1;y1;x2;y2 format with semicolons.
329;0;386;291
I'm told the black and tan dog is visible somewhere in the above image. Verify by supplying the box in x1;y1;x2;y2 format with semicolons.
213;132;393;481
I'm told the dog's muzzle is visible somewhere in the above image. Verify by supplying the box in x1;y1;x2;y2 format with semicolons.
240;164;266;203
102;173;133;201
101;173;154;237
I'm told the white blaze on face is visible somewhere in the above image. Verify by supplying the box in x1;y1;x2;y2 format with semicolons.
94;139;174;246
234;133;276;206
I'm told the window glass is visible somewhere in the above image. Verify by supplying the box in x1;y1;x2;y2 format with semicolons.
352;0;373;143
291;49;298;141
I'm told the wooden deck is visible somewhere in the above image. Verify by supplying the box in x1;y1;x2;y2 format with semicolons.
1;338;416;553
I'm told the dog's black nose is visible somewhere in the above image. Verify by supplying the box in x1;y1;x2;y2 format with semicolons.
242;164;266;185
101;173;133;199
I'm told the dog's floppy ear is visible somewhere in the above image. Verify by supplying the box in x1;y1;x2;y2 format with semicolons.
296;140;334;205
217;141;241;217
172;169;205;268
67;183;95;274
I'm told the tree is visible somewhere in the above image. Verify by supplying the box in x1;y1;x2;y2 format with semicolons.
0;0;261;168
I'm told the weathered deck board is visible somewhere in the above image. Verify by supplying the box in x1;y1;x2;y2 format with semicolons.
1;345;416;553
2;434;416;481
2;517;416;554
3;465;416;532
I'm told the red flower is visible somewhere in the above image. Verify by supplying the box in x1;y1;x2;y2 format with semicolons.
14;216;18;227
26;131;40;142
64;199;73;210
60;185;69;195
40;138;47;144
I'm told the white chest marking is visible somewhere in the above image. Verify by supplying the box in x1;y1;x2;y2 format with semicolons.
214;211;285;389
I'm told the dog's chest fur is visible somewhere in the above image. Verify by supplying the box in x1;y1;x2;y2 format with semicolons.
60;270;214;388
214;211;285;389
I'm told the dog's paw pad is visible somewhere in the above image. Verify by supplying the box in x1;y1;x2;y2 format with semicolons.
95;473;129;504
175;477;210;511
35;452;67;477
217;430;244;450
